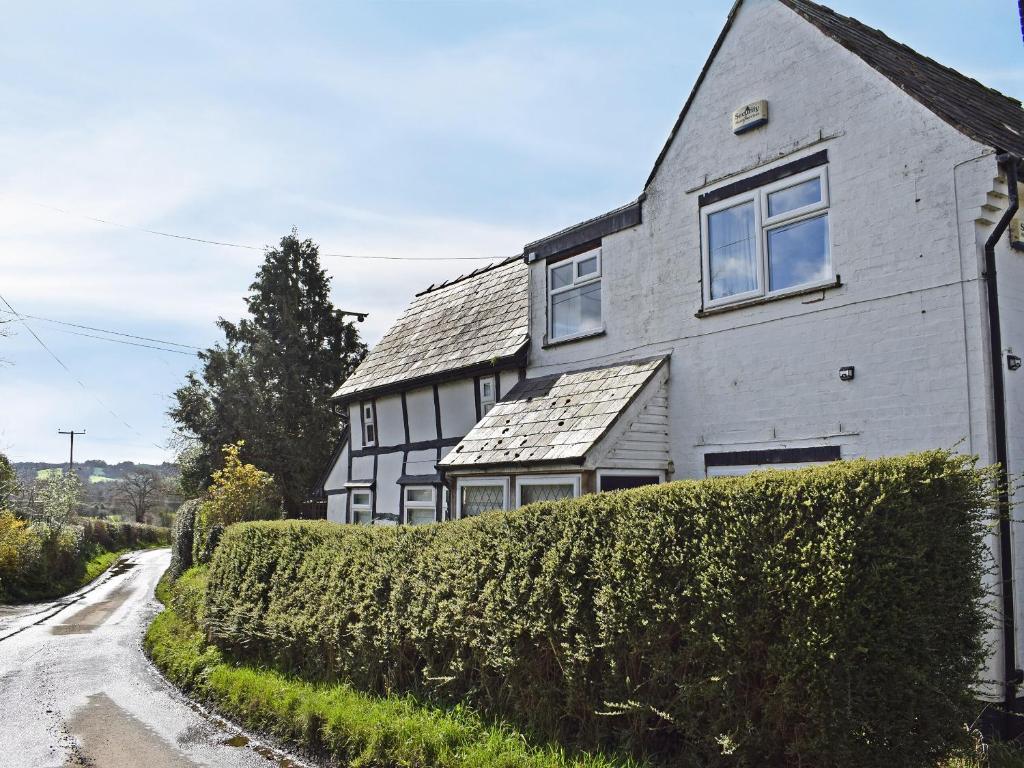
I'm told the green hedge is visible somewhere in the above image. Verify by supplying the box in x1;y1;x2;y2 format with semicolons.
204;452;990;767
0;515;170;602
169;498;201;579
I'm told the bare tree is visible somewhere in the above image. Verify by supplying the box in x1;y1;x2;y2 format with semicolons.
114;470;162;524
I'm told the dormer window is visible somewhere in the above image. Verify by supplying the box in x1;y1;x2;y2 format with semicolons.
362;402;375;446
548;247;602;342
479;376;496;415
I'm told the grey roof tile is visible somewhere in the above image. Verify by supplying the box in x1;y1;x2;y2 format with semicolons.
439;356;668;469
333;257;529;400
782;0;1023;156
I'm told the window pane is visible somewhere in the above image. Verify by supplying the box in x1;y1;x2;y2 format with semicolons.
598;475;660;492
708;202;757;299
577;256;598;278
365;424;375;444
408;508;435;526
355;510;373;525
767;214;829;292
768;178;821;217
520;483;575;504
461;485;503;516
551;282;601;338
551;263;573;290
406;487;433;503
352;491;371;506
481;380;493;398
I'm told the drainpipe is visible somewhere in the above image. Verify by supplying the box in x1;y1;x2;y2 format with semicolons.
983;152;1021;736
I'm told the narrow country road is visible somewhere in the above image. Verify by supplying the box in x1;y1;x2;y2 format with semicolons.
0;549;308;768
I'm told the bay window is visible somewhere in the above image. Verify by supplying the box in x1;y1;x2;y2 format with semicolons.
549;248;602;341
702;167;831;307
515;475;580;506
456;477;509;518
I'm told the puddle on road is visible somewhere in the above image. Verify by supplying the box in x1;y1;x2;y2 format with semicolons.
107;560;137;577
64;693;197;768
51;586;133;635
221;734;303;768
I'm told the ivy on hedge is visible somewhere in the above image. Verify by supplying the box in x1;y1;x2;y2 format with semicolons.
203;452;991;767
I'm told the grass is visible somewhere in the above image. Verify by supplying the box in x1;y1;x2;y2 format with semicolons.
146;571;646;768
78;548;126;588
943;743;1024;768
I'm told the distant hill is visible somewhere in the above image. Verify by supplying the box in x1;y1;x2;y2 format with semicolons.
14;459;179;486
13;460;181;524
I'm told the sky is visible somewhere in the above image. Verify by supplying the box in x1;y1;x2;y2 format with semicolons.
1;0;1021;464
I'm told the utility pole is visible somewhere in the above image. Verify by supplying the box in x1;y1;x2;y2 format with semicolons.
57;429;85;473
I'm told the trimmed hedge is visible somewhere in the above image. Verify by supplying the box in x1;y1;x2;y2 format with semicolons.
204;452;991;767
148;567;645;768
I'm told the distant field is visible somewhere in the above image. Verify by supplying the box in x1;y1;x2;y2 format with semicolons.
35;468;117;483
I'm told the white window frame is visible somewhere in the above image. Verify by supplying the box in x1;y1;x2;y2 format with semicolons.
404;485;436;525
455;476;509;518
351;489;373;524
701;166;831;309
596;469;665;493
479;376;496;416
547;247;603;342
361;401;376;446
514;474;581;508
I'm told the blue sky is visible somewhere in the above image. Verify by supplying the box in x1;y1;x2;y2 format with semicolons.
1;0;1021;464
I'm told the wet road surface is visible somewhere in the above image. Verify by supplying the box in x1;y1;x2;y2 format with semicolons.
0;549;311;768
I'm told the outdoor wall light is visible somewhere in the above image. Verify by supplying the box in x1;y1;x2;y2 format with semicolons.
1008;354;1022;371
839;366;855;381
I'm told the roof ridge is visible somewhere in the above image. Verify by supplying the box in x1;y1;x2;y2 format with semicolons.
782;0;1022;107
523;196;644;253
414;254;522;297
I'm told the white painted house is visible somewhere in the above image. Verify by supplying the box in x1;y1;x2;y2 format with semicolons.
324;0;1024;716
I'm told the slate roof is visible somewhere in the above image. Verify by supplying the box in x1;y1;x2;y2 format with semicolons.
781;0;1024;156
439;356;668;469
333;257;529;401
645;0;1024;189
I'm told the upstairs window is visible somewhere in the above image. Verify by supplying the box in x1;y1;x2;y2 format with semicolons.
479;376;496;416
702;168;831;307
549;248;602;341
361;402;375;446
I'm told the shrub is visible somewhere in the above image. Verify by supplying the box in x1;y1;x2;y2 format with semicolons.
0;514;170;602
170;498;201;579
204;452;990;767
192;442;280;565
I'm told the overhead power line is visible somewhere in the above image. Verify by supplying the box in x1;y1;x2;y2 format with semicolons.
0;293;164;451
0;308;201;352
28;201;505;262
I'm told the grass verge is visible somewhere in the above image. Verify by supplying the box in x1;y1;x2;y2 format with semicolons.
146;570;645;768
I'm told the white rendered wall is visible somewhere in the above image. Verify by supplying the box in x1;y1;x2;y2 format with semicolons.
438;379;477;438
524;0;1003;695
376;394;404;447
406;387;437;443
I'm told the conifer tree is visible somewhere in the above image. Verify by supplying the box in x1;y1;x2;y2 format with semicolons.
170;230;366;516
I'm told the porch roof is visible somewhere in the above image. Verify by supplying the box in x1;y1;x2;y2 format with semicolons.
438;356;668;470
